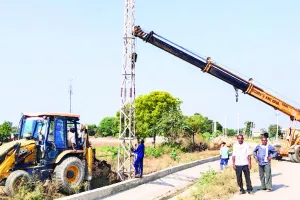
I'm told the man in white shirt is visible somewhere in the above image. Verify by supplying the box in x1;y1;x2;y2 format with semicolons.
67;127;77;151
232;134;253;194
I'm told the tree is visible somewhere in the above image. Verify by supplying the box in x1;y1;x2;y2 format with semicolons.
202;117;213;133
185;113;207;147
87;124;97;136
244;121;254;137
98;117;118;137
153;110;184;146
0;121;13;142
268;124;282;139
216;122;223;132
227;128;236;136
201;117;223;134
135;91;182;146
260;128;267;134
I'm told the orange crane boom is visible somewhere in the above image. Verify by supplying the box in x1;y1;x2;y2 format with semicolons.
134;25;300;162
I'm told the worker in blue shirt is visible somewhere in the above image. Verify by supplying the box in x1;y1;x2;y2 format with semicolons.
131;139;145;178
253;135;278;192
219;142;230;170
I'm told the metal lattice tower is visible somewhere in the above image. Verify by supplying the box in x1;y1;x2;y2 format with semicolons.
117;0;137;181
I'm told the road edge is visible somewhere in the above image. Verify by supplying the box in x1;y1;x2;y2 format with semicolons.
56;154;221;200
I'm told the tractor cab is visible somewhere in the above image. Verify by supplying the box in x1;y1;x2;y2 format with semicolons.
18;113;87;164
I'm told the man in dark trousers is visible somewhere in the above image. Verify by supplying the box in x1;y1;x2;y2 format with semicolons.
132;139;145;178
253;135;278;192
232;134;253;194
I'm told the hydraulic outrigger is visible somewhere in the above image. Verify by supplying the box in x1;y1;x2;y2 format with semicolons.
133;25;300;162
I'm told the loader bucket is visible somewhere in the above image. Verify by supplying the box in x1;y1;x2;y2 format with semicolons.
89;149;119;189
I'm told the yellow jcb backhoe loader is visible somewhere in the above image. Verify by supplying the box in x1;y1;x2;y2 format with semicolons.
0;112;94;196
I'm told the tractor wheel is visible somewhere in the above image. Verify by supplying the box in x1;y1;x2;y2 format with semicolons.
4;170;31;196
292;145;300;163
54;157;85;194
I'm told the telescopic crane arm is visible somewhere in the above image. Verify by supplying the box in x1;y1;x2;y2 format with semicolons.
133;26;300;122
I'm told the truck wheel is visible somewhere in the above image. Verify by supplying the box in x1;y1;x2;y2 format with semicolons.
54;157;85;194
292;146;300;163
4;170;31;196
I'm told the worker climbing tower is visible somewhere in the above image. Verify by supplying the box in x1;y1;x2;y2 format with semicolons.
117;0;137;180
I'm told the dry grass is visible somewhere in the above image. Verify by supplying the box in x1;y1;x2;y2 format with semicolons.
96;147;220;175
2;178;90;200
143;150;219;174
189;168;239;200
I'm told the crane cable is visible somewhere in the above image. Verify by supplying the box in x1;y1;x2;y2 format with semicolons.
154;32;207;61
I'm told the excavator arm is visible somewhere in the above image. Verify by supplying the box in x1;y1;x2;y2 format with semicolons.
133;26;300;122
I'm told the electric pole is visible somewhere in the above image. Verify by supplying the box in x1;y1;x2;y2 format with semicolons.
237;112;240;135
276;110;279;141
117;0;137;181
69;79;73;113
214;121;217;132
224;116;227;136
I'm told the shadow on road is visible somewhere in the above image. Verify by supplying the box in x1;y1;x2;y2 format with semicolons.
277;158;298;163
272;172;282;177
253;184;288;193
147;179;175;187
147;173;198;187
163;173;198;182
272;184;289;191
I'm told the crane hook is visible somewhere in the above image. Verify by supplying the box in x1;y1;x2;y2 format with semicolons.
234;87;239;102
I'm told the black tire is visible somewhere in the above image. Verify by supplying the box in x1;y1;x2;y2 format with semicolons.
4;170;31;196
292;145;300;163
54;157;85;194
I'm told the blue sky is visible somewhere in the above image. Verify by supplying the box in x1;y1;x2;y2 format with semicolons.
0;0;300;132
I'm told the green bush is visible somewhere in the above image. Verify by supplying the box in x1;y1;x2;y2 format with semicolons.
144;143;185;158
202;132;211;141
100;146;119;159
169;148;181;161
145;146;165;158
198;168;217;186
161;142;185;152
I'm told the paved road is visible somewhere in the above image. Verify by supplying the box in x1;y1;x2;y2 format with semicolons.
230;158;299;200
101;159;221;200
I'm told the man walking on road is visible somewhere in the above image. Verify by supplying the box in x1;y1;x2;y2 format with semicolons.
253;136;278;192
220;142;229;170
232;134;253;194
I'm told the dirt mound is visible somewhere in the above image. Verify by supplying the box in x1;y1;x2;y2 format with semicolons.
91;157;120;189
192;142;208;152
209;136;234;150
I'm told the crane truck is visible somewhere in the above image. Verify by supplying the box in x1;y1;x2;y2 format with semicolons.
133;25;300;163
